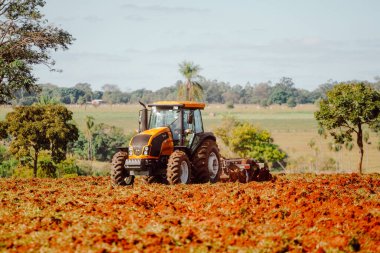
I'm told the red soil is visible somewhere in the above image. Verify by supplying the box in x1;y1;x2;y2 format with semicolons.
0;174;379;252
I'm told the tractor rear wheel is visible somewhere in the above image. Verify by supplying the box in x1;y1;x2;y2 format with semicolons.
166;150;191;185
192;139;221;183
111;151;134;186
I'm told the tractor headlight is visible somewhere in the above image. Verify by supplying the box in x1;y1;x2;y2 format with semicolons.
128;147;133;156
143;146;150;155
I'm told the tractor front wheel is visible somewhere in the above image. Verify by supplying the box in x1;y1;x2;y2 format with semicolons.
111;151;134;186
166;150;191;185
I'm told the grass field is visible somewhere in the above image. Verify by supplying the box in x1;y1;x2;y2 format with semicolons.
1;104;379;173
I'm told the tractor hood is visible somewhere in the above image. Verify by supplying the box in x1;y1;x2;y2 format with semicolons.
129;127;174;158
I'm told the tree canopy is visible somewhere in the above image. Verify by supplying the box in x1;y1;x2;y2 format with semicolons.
215;117;286;165
8;77;380;107
315;82;380;173
0;105;78;177
0;0;73;104
268;77;297;105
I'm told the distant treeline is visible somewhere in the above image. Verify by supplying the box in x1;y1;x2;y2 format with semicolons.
11;76;380;106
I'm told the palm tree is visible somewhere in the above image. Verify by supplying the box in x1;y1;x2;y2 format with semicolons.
178;61;204;101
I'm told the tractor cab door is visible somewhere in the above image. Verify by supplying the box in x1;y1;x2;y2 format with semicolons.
183;109;204;148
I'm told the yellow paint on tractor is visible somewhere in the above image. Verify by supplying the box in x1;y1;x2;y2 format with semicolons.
128;127;174;159
149;101;206;110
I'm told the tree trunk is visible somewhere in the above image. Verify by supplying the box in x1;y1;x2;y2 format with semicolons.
357;123;364;174
186;79;191;101
33;150;39;177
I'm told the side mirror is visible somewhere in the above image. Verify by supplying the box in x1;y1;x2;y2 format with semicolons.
139;108;148;132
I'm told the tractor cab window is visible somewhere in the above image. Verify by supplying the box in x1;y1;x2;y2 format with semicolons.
183;110;194;132
193;109;204;133
183;109;203;132
183;109;195;146
149;107;180;140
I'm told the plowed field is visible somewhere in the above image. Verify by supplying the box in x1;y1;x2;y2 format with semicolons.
0;174;379;252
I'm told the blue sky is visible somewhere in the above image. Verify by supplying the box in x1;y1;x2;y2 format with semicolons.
35;0;380;91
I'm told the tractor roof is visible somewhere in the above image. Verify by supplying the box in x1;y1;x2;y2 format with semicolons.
148;101;206;110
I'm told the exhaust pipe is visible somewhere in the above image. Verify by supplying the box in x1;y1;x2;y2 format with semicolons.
139;101;148;132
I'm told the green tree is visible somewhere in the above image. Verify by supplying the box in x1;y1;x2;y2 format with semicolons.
0;0;74;104
101;84;127;104
70;132;87;159
247;82;272;105
268;77;297;105
215;117;286;164
0;105;78;177
72;123;131;162
314;80;337;99
286;97;297;108
74;83;93;102
178;61;204;101
59;88;84;104
92;123;130;161
37;94;59;105
315;82;380;174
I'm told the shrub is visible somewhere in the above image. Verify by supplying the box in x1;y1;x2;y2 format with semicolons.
287;97;297;108
76;161;93;176
215;116;287;164
37;154;57;178
226;101;234;109
57;157;80;177
0;158;18;177
12;165;34;178
0;145;19;177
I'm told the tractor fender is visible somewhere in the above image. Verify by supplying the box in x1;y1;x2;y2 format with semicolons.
173;146;191;157
116;147;129;153
190;132;217;155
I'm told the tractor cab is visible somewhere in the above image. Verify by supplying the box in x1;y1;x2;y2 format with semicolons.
146;101;205;147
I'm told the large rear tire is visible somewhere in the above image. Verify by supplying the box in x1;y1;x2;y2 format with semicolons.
192;139;221;183
111;151;135;186
166;150;191;185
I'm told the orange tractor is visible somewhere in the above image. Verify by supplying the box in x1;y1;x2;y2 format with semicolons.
111;101;271;185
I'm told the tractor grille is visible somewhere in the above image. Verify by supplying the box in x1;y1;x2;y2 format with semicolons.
131;134;151;156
